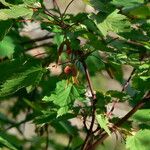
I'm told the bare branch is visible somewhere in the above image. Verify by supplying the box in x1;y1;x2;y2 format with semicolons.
62;0;75;16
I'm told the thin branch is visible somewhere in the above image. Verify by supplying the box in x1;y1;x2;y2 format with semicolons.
24;43;53;51
82;61;96;100
5;115;32;131
121;68;136;92
53;0;62;17
45;124;49;150
107;68;136;117
108;35;145;47
66;135;73;150
21;35;53;45
81;61;97;150
90;91;150;150
62;0;75;16
83;115;88;132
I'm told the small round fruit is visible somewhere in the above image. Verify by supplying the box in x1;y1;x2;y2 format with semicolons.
64;66;72;74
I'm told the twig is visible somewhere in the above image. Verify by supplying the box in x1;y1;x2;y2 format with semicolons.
5;114;33;131
83;115;88;132
121;68;136;92
21;35;53;45
25;43;53;51
82;62;96;99
108;35;145;47
62;0;75;16
107;68;136;117
90;91;150;150
66;135;73;150
81;61;97;150
53;0;62;17
45;124;49;150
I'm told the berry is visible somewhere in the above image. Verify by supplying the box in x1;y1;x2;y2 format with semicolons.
64;66;72;74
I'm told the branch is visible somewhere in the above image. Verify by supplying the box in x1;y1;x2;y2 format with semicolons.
5;113;34;131
24;43;53;51
81;61;97;150
21;35;53;45
66;135;73;150
45;124;49;150
121;68;136;92
107;68;136;117
108;35;145;47
90;91;150;150
82;61;96;100
62;0;75;16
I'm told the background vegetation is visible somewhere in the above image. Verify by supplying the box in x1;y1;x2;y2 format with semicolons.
0;0;150;150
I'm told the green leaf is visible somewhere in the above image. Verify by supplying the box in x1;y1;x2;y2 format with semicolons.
34;112;75;124
0;136;17;150
105;61;123;82
87;0;114;13
96;114;111;135
0;4;33;20
106;90;131;102
0;67;44;97
23;0;41;8
0;20;13;41
0;36;15;57
129;4;150;19
97;9;131;36
86;51;105;75
0;58;45;97
111;0;144;9
132;109;150;122
43;80;85;116
0;0;13;7
126;129;150;150
132;75;150;92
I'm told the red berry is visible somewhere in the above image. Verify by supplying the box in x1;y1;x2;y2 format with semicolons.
64;66;72;74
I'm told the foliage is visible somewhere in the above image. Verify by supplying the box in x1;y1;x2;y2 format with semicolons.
0;0;149;150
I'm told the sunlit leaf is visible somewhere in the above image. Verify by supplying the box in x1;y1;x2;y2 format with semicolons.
97;9;131;36
126;129;150;150
0;136;17;150
96;114;111;135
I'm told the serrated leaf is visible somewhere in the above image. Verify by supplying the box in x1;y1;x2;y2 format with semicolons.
0;58;45;97
57;106;69;117
0;4;33;20
132;75;150;92
0;36;15;57
126;129;150;150
0;20;13;41
132;109;150;122
97;9;131;36
96;114;111;135
43;80;85;116
0;57;40;83
0;136;17;150
0;67;44;97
